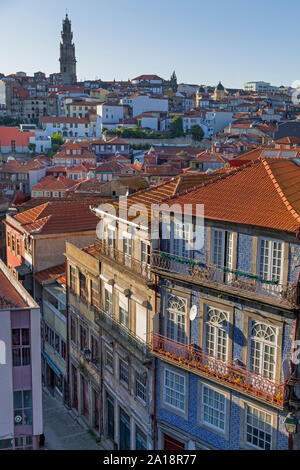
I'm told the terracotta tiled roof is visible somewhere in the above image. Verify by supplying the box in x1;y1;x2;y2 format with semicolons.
0;127;34;146
106;137;128;145
82;244;99;258
193;152;227;163
31;175;77;191
0;272;27;308
96;161;124;172
106;173;222;222
274;137;300;145
40;116;89;124
34;264;65;284
53;148;95;160
0;158;44;173
14;201;99;234
237;146;300;161
161;159;300;233
132;74;163;81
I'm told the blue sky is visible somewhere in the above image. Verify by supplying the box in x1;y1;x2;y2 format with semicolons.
1;0;300;88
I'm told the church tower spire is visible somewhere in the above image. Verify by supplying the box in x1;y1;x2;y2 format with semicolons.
59;13;77;84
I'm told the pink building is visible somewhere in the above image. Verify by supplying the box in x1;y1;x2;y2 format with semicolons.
0;259;43;450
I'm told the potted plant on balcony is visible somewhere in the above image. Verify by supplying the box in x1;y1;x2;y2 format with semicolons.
275;393;283;403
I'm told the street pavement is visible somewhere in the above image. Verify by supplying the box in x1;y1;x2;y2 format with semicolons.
42;388;104;450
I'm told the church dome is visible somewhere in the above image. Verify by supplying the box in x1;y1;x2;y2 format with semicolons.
216;81;224;91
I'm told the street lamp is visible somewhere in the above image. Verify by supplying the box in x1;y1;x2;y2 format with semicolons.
284;412;298;434
82;347;92;362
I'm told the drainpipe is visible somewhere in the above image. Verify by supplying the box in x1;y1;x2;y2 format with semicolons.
99;326;103;440
152;274;158;450
65;259;70;408
288;269;300;450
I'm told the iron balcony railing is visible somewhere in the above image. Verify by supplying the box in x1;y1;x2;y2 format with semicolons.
93;304;152;363
152;333;286;408
94;239;153;282
69;290;152;362
151;251;298;308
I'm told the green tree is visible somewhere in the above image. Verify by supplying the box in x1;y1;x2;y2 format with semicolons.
51;132;65;155
28;143;36;156
169;116;184;138
190;124;204;141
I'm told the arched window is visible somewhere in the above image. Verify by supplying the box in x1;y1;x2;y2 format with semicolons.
249;321;277;379
166;294;187;344
205;307;229;361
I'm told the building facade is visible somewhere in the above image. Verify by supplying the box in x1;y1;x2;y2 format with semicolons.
0;259;43;450
150;159;300;450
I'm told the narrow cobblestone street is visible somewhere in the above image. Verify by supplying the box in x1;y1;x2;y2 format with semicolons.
42;389;104;450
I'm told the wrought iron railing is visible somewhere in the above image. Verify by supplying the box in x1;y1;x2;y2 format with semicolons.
69;290;152;361
94;239;152;282
152;333;286;407
93;304;152;362
151;251;298;307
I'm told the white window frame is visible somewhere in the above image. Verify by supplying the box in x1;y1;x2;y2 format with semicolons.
104;346;114;373
248;320;278;380
173;219;191;258
210;229;233;270
135;371;147;404
245;404;273;450
119;357;129;387
165;294;187;344
104;283;113;316
258;237;283;284
204;306;229;362
201;385;226;433
123;232;132;266
163;368;186;412
119;292;129;329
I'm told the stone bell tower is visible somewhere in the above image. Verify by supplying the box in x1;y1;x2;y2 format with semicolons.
59;13;77;85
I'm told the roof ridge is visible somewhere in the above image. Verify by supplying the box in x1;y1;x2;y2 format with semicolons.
261;158;300;224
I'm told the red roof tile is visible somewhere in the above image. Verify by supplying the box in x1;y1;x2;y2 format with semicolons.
31;175;77;191
14;201;99;234
161;159;300;233
34;264;65;284
0;271;27;308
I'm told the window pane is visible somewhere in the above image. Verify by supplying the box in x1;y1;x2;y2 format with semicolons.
21;329;30;346
12;329;20;346
14;391;22;409
23;390;32;408
22;348;31;366
13;349;21;367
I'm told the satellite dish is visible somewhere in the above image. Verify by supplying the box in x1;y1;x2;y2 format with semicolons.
190;305;198;321
282;358;292;382
14;415;22;424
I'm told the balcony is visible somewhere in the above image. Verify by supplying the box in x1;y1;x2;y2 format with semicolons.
69;290;152;363
94;239;153;284
94;306;152;364
151;251;298;309
152;333;286;409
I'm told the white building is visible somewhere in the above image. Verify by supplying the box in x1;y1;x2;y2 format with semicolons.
0;260;43;450
121;95;168;118
29;130;52;154
161;110;233;138
131;74;164;94
97;103;124;130
40;116;101;139
244;81;279;93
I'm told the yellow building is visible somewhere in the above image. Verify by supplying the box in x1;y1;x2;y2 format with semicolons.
212;81;227;101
